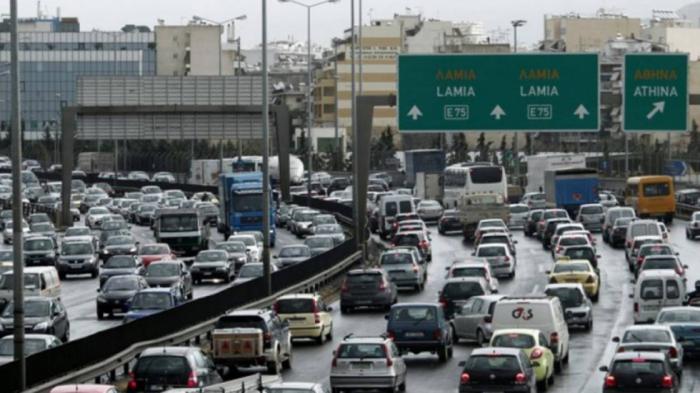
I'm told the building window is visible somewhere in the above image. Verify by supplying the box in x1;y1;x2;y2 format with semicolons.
173;53;179;59
46;43;54;50
95;42;103;50
148;42;156;49
78;43;86;50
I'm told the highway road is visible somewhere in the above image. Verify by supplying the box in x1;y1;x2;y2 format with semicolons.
279;219;700;393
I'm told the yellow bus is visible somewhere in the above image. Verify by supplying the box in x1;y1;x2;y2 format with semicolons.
625;176;675;223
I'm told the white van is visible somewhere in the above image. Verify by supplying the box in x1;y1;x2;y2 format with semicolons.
632;270;685;324
0;266;61;306
491;296;570;370
378;195;415;240
625;219;663;253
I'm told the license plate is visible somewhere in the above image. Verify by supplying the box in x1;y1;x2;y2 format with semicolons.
355;300;372;305
644;305;660;311
70;264;83;269
352;362;371;369
149;385;164;392
203;272;213;276
405;332;424;338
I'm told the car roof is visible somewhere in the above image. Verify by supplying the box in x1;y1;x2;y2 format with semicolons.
470;347;523;356
545;283;586;291
348;268;384;275
477;243;508;249
612;351;667;361
553;260;592;269
140;346;197;357
277;293;318;300
481;232;509;238
445;277;487;284
138;288;175;294
634;235;663;241
341;336;388;344
637;269;682;279
492;328;541;337
451;262;488;268
623;324;672;332
658;306;700;313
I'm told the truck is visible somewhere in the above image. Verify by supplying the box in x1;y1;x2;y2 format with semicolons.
403;149;446;188
457;193;510;240
77;152;115;173
525;153;586;193
189;155;305;186
544;168;599;218
154;209;210;256
217;172;276;246
414;172;442;201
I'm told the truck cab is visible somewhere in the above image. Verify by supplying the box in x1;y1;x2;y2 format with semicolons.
154;209;209;256
218;172;276;246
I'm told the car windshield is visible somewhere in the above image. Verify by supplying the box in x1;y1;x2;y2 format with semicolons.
657;309;700;323
510;205;529;214
465;355;520;372
612;360;664;376
161;215;198;232
62;242;92;255
546;287;584;308
140;245;168;255
131;293;173;310
560;237;588;246
390;307;436;322
642;258;677;271
232;194;263;213
640;246;673;256
477;246;506;257
305;237;333;248
381;252;413;265
216;242;245;253
565;248;594;260
443;282;485;298
25;239;52;251
275;298;315;314
230;237;255;247
280;247;310;257
553;263;589;273
147;264;179;277
2;300;49;318
196;251;227;262
89;208;109;215
492;333;536;349
31;223;52;232
105;256;136;268
106;236;133;246
580;205;603;214
622;329;671;343
238;264;263;278
104;276;140;291
336;343;387;359
65;227;90;237
0;338;48;356
480;236;509;245
315;224;341;234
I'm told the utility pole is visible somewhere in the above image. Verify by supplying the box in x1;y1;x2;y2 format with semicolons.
333;38;340;170
511;19;526;185
261;0;272;296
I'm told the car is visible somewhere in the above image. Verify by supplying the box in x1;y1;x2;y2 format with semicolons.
27;212;51;226
210;308;292;374
521;192;547;210
602;207;636;244
2;219;29;244
474;219;508;241
213;241;248;270
313;223;345;246
559;245;600;270
23;235;57;267
386;302;453;362
552;234;592;260
98;220;130;246
29;221;57;242
626;236;664;271
101;235;139;261
458;347;537;393
290;209;320;238
523;209;544;237
625;219;665;255
137;243;174;267
275;245;312;269
437;209;462;235
599;352;679;393
599;192;619;208
273;293;333;344
633;270;686;324
473;244;516;279
228;234;260;262
96;274;149;319
395;219;430;238
99;255;144;287
379;248;427;292
0;333;62;365
439;277;490;319
536;209;569;239
609;217;635;248
329;335;406;393
686;211;700;240
310;213;337;229
612;325;684;374
542;218;572;249
126;346;222;392
304;235;335;257
56;239;99;279
576;203;605;232
445;261;499;293
416;199;444;223
489;329;556;390
548;222;585;251
63;226;99;250
190;250;235;284
655;306;700;360
392;230;432;262
144;261;193;300
508;203;529;228
451;294;506;345
547;259;599;301
276;204;296;227
86;206;111;229
134;204;158;226
478;232;517;256
635;244;679;276
340;269;397;313
0;296;70;342
232;262;278;285
545;283;594;329
123;287;184;323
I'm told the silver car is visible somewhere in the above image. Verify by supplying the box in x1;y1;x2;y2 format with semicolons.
313;223;346;245
416;199;444;223
330;336;407;393
275;245;311;268
473;244;516;279
379;248;426;291
612;325;683;373
508;203;529;228
304;235;335;257
544;283;593;330
445;261;499;293
451;294;506;345
576;203;605;232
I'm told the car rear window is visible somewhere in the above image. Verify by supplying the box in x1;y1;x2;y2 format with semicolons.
580;206;603;214
510;205;528;214
347;273;382;284
135;356;190;376
390;306;437;322
442;282;485;299
553;263;589;273
451;267;486;278
491;333;536;348
477;246;506;257
465;355;520;372
394;234;420;246
642;258;677;271
564;248;594;260
385;202;398;217
643;183;670;197
560;237;587;246
640;279;663;300
546;287;584;308
275;298;314;314
381;253;413;265
215;315;266;330
612;359;664;376
622;329;671;343
336;343;386;359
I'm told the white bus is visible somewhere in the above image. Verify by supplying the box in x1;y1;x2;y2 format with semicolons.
442;163;508;208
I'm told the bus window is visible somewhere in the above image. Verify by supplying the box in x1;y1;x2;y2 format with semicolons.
470;167;503;184
643;183;670;197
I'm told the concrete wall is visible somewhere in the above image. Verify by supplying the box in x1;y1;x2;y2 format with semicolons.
546;16;641;52
156;25;225;76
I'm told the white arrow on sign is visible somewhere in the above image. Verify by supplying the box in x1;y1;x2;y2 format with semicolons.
573;104;590;120
646;101;665;120
407;105;423;121
490;105;506;120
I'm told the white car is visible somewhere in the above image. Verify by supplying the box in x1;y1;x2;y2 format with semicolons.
473;244;516;279
508;204;529;228
228;234;260;262
86;207;111;230
552;234;593;260
445;261;499;293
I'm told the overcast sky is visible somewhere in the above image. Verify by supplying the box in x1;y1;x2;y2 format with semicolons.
0;0;696;49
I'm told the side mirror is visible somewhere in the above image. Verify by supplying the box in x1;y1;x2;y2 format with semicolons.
545;270;551;275
326;306;333;312
611;336;620;343
458;361;466;367
684;265;689;269
273;255;278;259
599;365;609;372
596;255;601;259
384;314;390;320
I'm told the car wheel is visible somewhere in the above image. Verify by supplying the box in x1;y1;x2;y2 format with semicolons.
398;380;406;392
554;357;563;374
282;351;292;370
326;324;333;341
438;344;449;362
58;271;66;280
97;310;104;320
586;320;593;331
340;305;350;314
592;290;599;303
187;291;193;300
538;371;550;391
331;389;341;393
63;327;70;342
315;330;326;345
476;329;485;346
91;269;98;279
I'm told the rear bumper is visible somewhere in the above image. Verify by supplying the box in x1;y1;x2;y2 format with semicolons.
459;384;532;393
341;294;393;308
330;375;396;389
394;340;442;353
289;325;323;338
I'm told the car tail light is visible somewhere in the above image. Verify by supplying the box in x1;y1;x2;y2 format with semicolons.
504;256;510;262
331;348;339;367
626;241;631;248
313;299;321;324
127;372;137;390
514;372;527;384
272;302;280;313
634;303;639;313
186;371;198;388
605;375;617;388
550;332;559;346
637;256;643;265
483;315;492;323
530;348;543;359
378;281;388;292
384;344;393;366
439;296;447;307
387;330;395;340
412;263;419;273
669;347;678;358
556;246;562;253
662;375;674;388
676;266;684;276
264;332;272;345
433;329;443;340
419;240;429;249
460;372;471;384
341;280;349;293
586;276;595;284
617;347;625;353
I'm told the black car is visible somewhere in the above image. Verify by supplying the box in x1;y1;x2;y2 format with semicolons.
524;209;544;237
0;297;70;342
599;352;679;393
439;278;488;320
610;217;635;248
327;177;350;194
340;269;397;313
438;209;462;235
127;346;222;393
101;235;139;261
459;347;537;393
99;255;144;287
542;218;571;249
190;250;235;284
96;274;149;319
144;261;193;300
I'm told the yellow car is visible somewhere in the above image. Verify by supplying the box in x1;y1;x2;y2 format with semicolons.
489;329;555;389
273;293;333;344
547;259;599;302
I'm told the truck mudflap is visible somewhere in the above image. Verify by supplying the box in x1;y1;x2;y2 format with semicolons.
212;327;264;361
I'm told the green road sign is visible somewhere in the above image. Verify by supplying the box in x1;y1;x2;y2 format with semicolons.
623;53;688;132
397;53;600;132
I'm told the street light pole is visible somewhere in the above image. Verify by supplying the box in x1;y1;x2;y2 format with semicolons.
511;19;526;185
261;0;271;296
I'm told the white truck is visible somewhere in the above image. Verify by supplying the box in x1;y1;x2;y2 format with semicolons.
414;172;442;202
189;155;305;186
457;193;510;240
77;152;115;173
525;154;586;193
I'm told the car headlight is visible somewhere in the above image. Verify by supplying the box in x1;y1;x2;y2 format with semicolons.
216;266;228;271
103;249;111;255
97;296;107;303
33;322;49;331
190;266;200;271
129;248;137;253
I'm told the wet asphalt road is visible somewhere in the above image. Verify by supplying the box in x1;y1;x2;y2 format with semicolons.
278;219;700;393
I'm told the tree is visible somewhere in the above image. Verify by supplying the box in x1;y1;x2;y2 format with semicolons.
370;126;396;169
688;119;700;154
477;132;490;162
448;133;469;164
525;133;533;156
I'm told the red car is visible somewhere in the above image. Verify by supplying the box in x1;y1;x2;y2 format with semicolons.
137;243;174;267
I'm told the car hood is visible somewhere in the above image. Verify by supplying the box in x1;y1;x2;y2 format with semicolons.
2;316;49;326
59;253;93;260
100;268;138;277
145;276;180;286
192;262;227;268
101;289;138;299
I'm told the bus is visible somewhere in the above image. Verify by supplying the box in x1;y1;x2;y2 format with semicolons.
625;175;675;223
442;163;508;208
